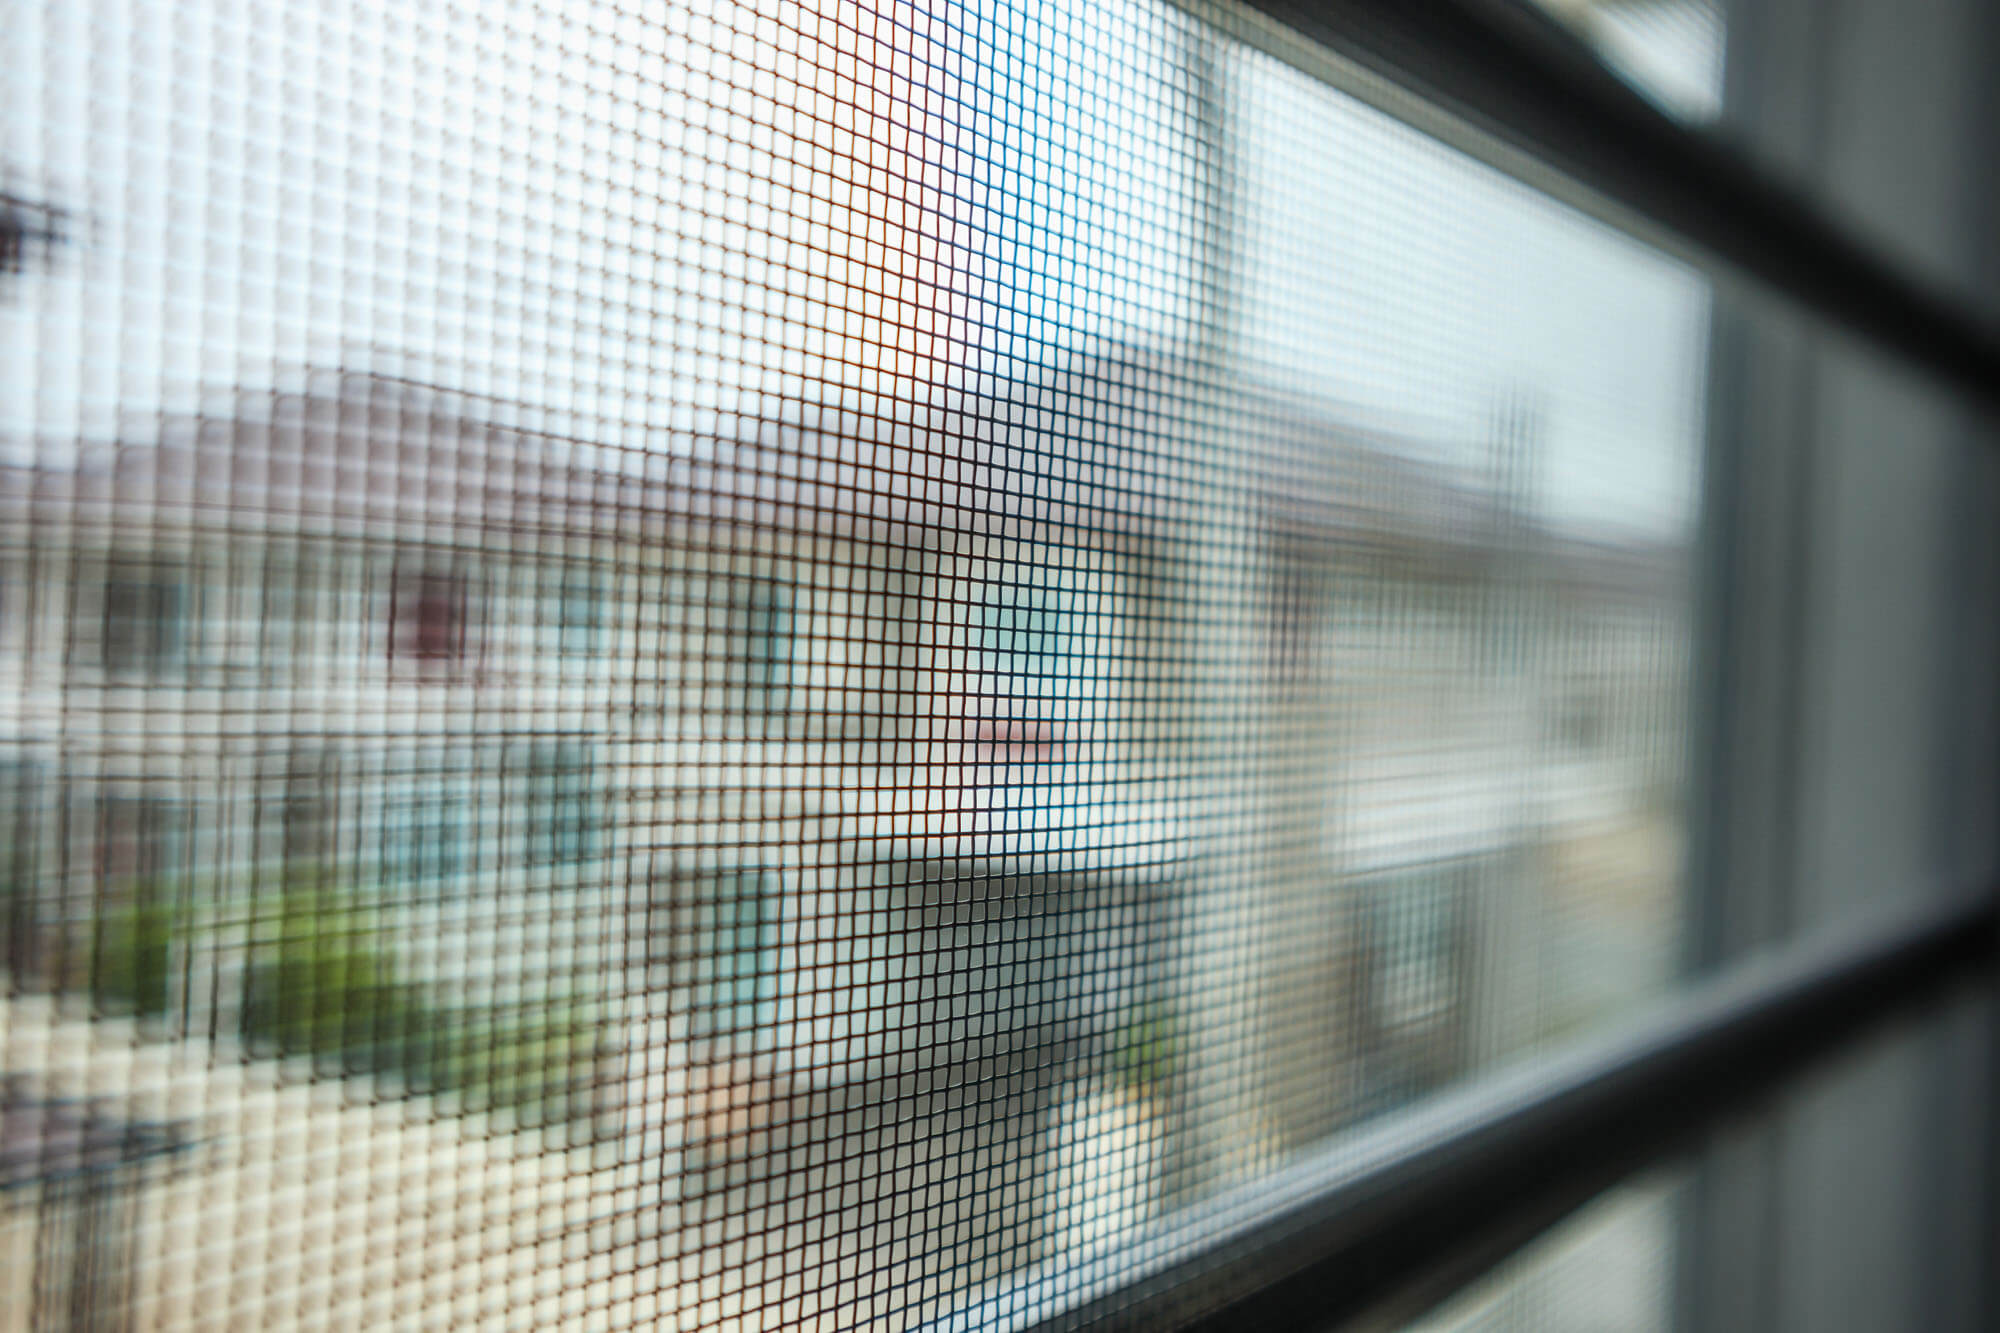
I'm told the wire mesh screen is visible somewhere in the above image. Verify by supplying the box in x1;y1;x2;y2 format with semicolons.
1;0;1705;1328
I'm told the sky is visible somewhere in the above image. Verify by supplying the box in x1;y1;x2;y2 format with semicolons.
2;0;1710;539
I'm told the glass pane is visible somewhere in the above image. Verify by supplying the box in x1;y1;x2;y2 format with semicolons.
1181;4;1707;1183
1526;0;1726;121
1408;1178;1682;1333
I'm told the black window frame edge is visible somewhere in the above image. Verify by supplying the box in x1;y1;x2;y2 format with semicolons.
927;886;1997;1333
1201;0;2000;417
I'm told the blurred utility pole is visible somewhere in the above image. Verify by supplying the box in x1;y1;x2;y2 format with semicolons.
1164;0;1282;1206
1468;388;1554;1068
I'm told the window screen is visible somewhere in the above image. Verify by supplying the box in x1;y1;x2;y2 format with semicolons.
0;0;1703;1328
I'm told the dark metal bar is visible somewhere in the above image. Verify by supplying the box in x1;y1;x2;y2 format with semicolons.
927;887;1998;1332
1224;0;2000;415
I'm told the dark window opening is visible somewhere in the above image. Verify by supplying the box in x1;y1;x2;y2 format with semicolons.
390;569;471;669
100;572;187;674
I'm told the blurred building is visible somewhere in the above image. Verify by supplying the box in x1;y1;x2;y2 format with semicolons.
0;352;1684;1313
1247;392;1688;1142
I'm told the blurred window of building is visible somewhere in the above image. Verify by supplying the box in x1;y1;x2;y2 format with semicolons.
678;870;782;1043
275;750;339;868
98;565;188;675
718;576;796;730
389;567;471;669
89;792;190;891
513;741;595;867
378;781;467;886
554;569;604;659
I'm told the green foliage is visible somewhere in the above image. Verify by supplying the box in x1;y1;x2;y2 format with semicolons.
21;869;602;1127
237;888;445;1083
235;881;604;1125
1110;999;1181;1095
89;895;176;1017
447;1003;607;1128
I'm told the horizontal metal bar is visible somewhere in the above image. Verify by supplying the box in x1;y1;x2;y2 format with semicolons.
929;886;1999;1332
1222;0;2000;416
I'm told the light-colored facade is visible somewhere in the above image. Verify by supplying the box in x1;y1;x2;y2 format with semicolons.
0;355;1687;1325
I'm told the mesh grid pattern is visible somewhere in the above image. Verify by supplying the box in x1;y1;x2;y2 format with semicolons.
2;0;1702;1328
